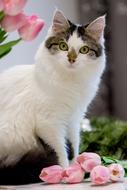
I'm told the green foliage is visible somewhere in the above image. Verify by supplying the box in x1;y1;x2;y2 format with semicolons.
0;38;21;58
80;117;127;160
0;28;21;59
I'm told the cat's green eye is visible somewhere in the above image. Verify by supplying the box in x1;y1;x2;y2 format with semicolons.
59;42;68;51
79;46;89;54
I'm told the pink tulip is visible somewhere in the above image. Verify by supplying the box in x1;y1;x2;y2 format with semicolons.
81;158;101;172
1;13;27;32
18;15;44;41
76;152;101;172
77;152;101;163
108;163;125;182
4;0;27;16
39;165;63;184
90;165;110;185
62;163;84;184
0;0;4;11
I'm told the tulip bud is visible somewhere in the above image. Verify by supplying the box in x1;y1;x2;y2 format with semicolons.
82;158;101;173
39;165;63;184
1;13;27;32
4;0;27;16
62;163;84;184
18;15;44;41
76;152;101;172
108;163;125;182
90;165;110;185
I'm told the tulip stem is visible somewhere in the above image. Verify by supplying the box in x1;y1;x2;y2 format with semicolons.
0;11;5;21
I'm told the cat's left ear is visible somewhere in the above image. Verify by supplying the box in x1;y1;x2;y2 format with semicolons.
52;9;70;34
85;15;106;41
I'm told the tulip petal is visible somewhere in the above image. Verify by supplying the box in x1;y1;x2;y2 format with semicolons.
76;152;101;164
90;165;110;185
4;0;27;16
62;163;84;184
76;152;101;172
81;158;101;172
1;13;27;32
0;0;4;12
39;165;63;184
18;15;44;41
108;163;125;182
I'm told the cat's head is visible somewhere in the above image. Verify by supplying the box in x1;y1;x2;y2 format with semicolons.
38;10;106;73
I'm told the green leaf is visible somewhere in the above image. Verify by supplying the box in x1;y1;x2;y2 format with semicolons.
101;156;118;165
0;48;12;59
0;11;5;21
0;38;21;59
0;28;6;36
0;34;8;43
0;28;8;44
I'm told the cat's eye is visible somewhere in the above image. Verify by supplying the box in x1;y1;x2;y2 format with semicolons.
59;42;68;51
79;46;89;54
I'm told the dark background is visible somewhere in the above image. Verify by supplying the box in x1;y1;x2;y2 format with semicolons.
79;0;127;121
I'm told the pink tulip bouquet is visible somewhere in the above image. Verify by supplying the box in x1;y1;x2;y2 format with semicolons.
0;0;45;59
39;152;126;186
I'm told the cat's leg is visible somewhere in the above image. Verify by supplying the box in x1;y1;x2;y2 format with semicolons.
67;123;80;161
36;122;69;168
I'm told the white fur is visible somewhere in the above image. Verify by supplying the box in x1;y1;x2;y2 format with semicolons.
0;29;105;168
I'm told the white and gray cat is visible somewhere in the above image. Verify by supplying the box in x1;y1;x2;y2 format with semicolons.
0;10;106;184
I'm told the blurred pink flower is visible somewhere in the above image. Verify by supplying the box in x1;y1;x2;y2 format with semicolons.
82;158;101;172
39;165;63;184
1;13;27;32
76;152;101;172
0;0;4;11
90;165;110;185
18;15;44;41
62;163;84;184
4;0;27;16
108;163;125;182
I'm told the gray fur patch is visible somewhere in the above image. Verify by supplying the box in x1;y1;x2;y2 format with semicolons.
80;29;102;57
86;38;102;58
45;36;64;54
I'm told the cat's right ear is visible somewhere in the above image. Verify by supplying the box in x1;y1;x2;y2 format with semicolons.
85;15;106;41
52;9;70;34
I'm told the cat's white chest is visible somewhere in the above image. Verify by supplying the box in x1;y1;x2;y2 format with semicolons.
35;74;96;128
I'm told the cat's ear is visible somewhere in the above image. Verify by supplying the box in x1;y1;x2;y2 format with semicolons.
85;15;106;41
52;9;70;34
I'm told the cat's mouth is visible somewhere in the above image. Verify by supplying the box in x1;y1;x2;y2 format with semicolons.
66;62;78;69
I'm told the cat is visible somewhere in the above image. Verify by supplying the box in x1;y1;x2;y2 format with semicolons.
0;10;106;185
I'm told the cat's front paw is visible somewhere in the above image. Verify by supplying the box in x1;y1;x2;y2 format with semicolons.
69;159;74;165
59;158;69;169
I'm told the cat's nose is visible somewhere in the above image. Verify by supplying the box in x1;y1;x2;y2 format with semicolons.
68;58;76;64
67;48;77;64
